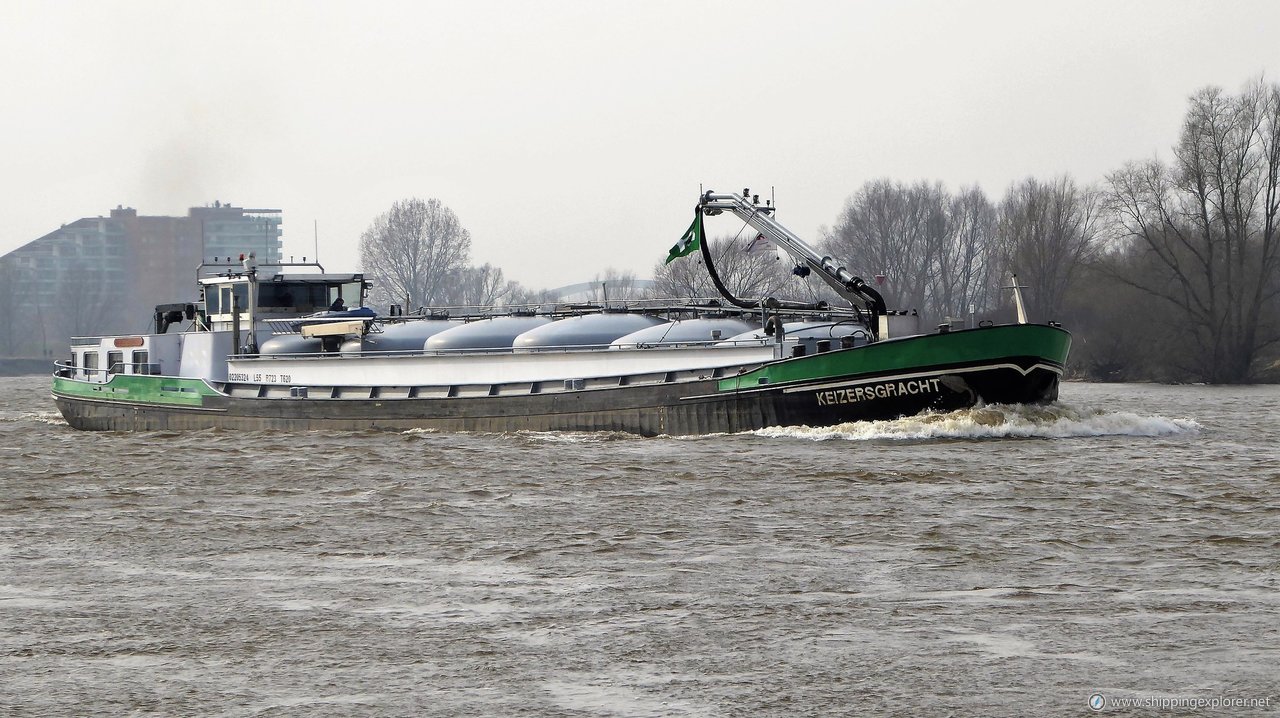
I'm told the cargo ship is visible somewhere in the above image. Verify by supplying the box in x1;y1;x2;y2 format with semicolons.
52;189;1070;435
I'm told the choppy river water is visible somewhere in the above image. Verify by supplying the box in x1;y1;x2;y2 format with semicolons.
0;375;1277;716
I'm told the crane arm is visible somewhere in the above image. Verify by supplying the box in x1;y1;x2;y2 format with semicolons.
698;189;887;317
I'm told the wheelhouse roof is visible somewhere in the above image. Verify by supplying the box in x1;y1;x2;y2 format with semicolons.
198;272;365;286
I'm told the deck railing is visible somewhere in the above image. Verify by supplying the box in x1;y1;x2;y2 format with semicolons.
54;360;162;379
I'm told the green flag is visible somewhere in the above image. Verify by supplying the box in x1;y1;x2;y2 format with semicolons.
666;213;703;264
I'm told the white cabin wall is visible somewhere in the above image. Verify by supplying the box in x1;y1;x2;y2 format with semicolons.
179;331;232;381
146;335;182;376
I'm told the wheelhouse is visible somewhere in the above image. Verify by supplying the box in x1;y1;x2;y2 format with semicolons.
198;272;367;332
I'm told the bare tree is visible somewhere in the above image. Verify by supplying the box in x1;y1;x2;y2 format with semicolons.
997;175;1102;322
823;179;949;316
448;263;519;307
931;185;1001;321
588;268;645;302
505;284;561;307
1106;80;1280;382
359;198;472;309
650;236;791;301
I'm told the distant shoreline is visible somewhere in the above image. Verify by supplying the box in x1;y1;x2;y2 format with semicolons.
0;358;49;376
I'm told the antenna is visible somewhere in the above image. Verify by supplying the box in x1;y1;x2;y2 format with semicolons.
313;220;320;263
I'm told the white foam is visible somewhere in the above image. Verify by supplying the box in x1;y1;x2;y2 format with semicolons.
400;427;439;435
0;411;66;425
754;403;1201;441
511;430;639;444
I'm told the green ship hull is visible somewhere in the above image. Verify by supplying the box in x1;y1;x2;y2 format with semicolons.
54;324;1070;435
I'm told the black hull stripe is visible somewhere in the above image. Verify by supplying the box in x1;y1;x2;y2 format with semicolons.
683;358;1062;401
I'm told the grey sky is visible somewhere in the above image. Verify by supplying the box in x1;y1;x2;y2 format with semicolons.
2;0;1277;290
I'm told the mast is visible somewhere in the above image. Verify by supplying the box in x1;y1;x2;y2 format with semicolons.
698;189;886;318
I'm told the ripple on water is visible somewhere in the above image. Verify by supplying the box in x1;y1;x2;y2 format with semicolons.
0;377;1276;715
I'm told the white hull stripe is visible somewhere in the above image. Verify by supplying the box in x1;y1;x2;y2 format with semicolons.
783;361;1063;395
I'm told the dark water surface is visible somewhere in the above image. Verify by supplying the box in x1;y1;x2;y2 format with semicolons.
1;376;1277;716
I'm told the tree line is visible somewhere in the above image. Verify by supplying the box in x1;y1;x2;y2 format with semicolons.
352;79;1280;384
7;78;1267;381
645;175;1099;336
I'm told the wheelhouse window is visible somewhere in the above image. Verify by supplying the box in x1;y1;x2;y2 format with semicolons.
258;283;299;310
107;351;124;375
131;350;150;375
202;277;367;315
257;282;328;312
83;352;99;373
205;283;250;315
256;281;358;313
223;284;249;314
329;281;364;308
